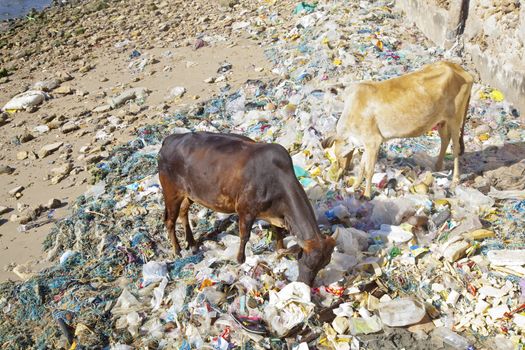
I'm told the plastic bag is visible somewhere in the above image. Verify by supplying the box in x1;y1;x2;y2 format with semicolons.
2;90;48;111
263;282;314;336
142;261;168;287
455;185;495;213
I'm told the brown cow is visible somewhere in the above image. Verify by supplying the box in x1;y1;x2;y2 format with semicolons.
158;131;335;286
323;61;474;198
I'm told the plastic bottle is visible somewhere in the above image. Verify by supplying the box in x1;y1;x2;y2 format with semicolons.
433;327;471;350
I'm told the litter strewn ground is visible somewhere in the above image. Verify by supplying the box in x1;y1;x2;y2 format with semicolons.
1;0;524;349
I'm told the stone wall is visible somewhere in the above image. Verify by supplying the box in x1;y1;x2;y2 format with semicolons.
396;0;525;116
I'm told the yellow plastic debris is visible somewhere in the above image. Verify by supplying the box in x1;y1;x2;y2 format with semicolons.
489;89;504;102
462;229;495;241
478;133;490;141
333;58;342;66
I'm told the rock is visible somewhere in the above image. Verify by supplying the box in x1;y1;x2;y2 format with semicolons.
204;77;215;83
79;146;90;154
19;131;35;143
16;151;28;160
0;112;8;126
12;264;34;281
219;0;239;8
33;79;60;92
128;104;142;115
40;114;56;123
51;162;72;177
28;151;38;160
38;142;64;158
8;186;24;197
34;125;50;133
47;118;65;130
79;65;93;73
2;90;47;111
56;71;73;81
0;165;15;175
107;116;122;127
47;198;62;209
93;104;112;113
378;298;426;327
487;249;525;266
61;122;80;134
0;206;10;215
53;85;73;95
108;87;150;109
85;154;104;165
443;240;470;262
169;86;186;98
254;67;264;72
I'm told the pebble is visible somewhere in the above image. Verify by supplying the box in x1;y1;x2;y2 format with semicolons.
16;151;28;160
38;142;64;158
51;163;72;177
61;122;80;134
93;104;112;113
34;125;50;133
0;206;10;215
53;85;73;95
0;165;15;175
19;131;35;143
47;198;62;209
8;186;25;197
169;86;186;98
33;79;60;92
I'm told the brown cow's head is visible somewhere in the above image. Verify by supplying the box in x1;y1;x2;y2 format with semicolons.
297;235;336;286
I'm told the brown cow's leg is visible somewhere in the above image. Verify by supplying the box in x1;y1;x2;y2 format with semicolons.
449;122;461;184
159;172;184;255
352;151;366;191
237;214;255;264
436;122;451;171
363;140;381;198
271;225;285;250
165;196;183;256
179;198;198;253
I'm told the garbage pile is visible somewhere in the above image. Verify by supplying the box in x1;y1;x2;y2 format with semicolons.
1;1;525;349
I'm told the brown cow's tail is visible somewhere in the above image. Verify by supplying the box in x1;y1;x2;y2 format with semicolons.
321;135;337;149
459;92;471;155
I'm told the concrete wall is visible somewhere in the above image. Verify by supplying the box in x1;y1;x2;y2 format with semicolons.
396;0;525;117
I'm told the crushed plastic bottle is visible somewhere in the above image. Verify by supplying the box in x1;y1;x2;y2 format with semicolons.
378;298;426;327
433;327;471;350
